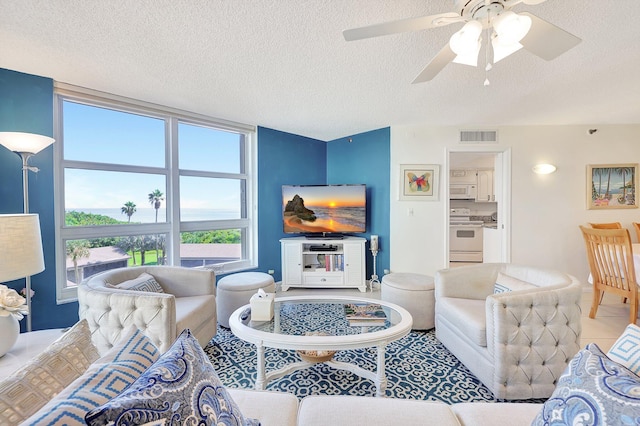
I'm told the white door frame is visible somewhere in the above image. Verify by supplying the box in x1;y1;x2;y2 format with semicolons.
444;146;512;264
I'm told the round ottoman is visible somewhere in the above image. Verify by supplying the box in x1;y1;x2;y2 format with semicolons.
217;272;275;328
381;273;435;330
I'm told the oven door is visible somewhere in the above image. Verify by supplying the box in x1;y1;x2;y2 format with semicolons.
450;224;483;262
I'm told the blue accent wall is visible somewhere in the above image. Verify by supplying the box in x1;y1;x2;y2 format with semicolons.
257;127;326;282
327;128;391;279
0;68;79;331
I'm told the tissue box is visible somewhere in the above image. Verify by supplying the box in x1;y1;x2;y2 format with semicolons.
250;292;275;321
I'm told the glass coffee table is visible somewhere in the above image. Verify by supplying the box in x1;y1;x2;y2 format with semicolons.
228;295;413;397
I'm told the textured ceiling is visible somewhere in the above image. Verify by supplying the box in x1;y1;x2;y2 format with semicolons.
1;0;639;141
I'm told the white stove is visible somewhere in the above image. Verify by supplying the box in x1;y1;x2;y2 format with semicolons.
450;208;483;262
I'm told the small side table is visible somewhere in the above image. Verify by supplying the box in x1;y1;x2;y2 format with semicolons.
0;328;66;379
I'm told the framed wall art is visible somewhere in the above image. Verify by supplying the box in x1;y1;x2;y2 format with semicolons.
587;163;638;209
399;164;440;201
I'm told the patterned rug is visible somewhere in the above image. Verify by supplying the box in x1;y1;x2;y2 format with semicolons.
204;326;496;403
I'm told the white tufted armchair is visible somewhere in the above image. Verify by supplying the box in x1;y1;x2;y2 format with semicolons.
435;263;582;400
78;266;216;355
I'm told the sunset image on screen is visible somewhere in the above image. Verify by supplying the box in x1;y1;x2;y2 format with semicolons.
282;185;366;234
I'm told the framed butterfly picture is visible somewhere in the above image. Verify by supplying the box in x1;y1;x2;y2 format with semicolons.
399;164;440;201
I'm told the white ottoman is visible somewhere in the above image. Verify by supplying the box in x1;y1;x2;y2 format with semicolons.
217;272;275;328
381;273;435;330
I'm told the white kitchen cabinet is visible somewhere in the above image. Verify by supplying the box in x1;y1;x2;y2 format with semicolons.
476;170;494;202
280;237;366;292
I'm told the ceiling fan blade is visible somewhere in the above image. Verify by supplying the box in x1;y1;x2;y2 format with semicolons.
522;0;548;4
412;43;457;83
343;12;462;41
519;12;581;61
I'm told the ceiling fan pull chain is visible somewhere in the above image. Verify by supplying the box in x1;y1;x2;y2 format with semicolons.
484;11;491;86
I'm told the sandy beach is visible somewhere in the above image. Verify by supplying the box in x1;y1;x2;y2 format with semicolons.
284;213;362;233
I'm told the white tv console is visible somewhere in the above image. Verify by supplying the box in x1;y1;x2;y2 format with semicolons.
280;236;366;292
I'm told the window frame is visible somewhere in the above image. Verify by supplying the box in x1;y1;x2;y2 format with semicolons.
53;83;257;303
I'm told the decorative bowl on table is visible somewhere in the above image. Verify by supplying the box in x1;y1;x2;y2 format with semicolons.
296;331;336;363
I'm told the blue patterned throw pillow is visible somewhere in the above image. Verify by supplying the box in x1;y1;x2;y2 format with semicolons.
607;323;640;375
531;343;640;426
85;329;260;426
110;272;165;293
23;326;159;425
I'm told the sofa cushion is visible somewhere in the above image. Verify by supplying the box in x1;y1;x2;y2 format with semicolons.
175;294;216;334
0;319;99;425
297;395;461;426
493;272;536;294
607;323;640;375
23;326;159;425
437;297;487;347
227;389;298;426
109;272;165;293
85;329;258;426
451;402;541;426
532;343;640;425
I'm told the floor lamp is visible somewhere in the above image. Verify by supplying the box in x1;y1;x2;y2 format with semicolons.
0;132;55;332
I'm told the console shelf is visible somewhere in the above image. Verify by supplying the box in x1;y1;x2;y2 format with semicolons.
280;236;366;292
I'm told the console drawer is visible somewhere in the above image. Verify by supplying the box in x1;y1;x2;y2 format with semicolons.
303;274;343;285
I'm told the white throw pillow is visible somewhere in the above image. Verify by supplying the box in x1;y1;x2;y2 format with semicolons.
493;272;536;294
607;323;640;375
109;272;165;293
0;319;99;425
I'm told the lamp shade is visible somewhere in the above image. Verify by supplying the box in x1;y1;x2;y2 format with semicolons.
493;11;532;45
0;214;45;282
532;164;557;174
0;132;55;155
450;20;483;59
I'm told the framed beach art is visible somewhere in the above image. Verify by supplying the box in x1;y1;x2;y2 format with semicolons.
587;163;638;209
399;164;440;201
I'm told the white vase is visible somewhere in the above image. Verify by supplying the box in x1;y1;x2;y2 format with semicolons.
0;315;20;357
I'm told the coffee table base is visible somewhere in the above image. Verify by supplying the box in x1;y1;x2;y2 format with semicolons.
255;343;387;397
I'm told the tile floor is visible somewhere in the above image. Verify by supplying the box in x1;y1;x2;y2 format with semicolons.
276;284;632;352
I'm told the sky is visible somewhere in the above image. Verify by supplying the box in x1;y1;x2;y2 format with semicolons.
62;100;243;213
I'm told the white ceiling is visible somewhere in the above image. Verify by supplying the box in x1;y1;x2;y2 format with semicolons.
1;0;639;141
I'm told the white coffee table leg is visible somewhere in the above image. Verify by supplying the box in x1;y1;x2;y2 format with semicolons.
255;343;266;390
375;343;387;397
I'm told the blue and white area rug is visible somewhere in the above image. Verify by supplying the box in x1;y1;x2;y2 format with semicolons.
204;326;496;403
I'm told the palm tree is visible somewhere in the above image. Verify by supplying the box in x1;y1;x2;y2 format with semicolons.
148;189;164;223
66;240;90;284
121;201;137;223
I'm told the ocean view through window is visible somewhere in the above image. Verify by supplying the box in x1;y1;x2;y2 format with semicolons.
54;84;257;303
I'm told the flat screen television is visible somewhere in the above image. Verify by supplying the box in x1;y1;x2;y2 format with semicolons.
282;184;366;238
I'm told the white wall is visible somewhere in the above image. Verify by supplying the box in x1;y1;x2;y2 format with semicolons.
390;124;640;285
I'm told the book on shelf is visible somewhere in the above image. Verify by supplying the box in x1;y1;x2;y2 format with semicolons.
344;303;387;325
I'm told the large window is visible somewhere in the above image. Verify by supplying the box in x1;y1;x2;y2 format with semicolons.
54;85;257;302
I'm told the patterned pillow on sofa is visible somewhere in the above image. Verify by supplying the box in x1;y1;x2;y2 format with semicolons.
85;329;259;426
607;323;640;375
23;326;159;425
108;272;165;293
532;343;640;425
493;272;536;294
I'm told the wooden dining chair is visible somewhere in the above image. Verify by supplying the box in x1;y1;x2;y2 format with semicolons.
589;222;623;229
633;222;640;241
579;225;638;324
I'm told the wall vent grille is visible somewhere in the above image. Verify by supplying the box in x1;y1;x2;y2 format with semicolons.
459;130;498;143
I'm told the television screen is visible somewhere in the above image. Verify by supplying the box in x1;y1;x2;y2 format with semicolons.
282;184;366;235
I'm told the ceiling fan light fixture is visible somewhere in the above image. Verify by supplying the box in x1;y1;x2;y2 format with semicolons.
450;20;482;67
491;36;523;63
493;11;532;44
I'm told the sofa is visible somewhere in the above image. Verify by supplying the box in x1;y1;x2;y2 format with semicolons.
434;263;583;400
2;319;640;425
78;265;216;354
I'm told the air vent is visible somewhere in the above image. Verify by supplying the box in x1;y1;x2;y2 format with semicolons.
459;130;498;144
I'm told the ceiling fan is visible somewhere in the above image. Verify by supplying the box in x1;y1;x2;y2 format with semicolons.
343;0;581;84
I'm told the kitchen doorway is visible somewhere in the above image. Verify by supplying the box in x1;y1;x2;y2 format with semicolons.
445;147;511;266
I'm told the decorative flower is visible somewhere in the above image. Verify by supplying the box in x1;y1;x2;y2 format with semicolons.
20;287;35;299
0;285;29;320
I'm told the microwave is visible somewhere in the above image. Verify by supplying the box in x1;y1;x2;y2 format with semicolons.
450;184;477;200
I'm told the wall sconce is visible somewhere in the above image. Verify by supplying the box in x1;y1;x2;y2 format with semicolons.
532;164;557;174
0;132;55;331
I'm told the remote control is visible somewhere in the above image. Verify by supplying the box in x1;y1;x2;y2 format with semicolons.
240;308;251;321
